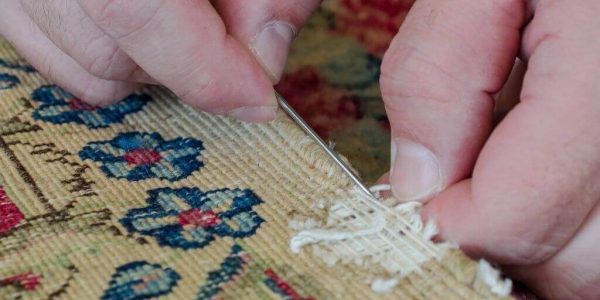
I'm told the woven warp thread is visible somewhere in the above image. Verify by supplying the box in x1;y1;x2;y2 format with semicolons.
0;39;511;299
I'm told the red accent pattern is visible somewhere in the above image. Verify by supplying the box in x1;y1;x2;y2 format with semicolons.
178;209;219;228
264;269;315;300
123;149;162;166
68;98;98;111
1;272;42;291
0;187;23;234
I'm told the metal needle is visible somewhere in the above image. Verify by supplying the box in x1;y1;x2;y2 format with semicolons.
275;92;375;198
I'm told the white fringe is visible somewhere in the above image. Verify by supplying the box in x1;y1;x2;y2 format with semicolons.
476;260;513;297
289;184;512;296
371;277;400;294
289;209;385;253
289;185;444;291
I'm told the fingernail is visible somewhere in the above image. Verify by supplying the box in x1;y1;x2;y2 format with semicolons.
227;105;277;123
390;138;442;202
251;21;295;82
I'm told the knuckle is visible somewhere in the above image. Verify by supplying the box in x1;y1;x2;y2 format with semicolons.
176;76;220;112
79;35;140;81
81;38;121;79
380;44;457;107
92;0;164;39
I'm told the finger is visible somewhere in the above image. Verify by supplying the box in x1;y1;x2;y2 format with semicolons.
215;0;321;82
381;0;527;202
506;203;600;300
76;0;277;123
19;0;155;84
0;1;137;105
424;0;600;266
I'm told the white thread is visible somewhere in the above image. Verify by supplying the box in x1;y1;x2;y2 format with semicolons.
288;218;321;231
289;209;386;253
369;184;391;194
290;184;503;296
292;186;439;272
476;260;512;297
290;185;443;273
422;220;439;241
371;277;400;294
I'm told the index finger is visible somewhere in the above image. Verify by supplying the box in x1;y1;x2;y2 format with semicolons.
76;0;277;122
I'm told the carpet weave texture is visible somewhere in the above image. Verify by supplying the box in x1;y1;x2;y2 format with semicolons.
0;1;512;298
0;40;510;300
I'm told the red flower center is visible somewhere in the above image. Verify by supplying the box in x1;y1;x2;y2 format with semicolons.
178;209;219;228
123;149;162;166
68;98;98;111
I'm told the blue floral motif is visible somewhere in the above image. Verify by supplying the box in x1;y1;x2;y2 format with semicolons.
120;188;264;249
79;132;204;182
196;244;250;299
31;85;149;129
0;59;36;91
0;59;36;72
0;73;19;90
101;261;180;300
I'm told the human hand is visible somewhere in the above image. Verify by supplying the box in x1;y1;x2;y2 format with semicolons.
0;0;320;122
381;1;600;299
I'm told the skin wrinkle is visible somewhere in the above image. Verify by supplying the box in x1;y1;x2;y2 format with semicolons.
23;0;71;47
20;1;50;36
503;237;559;264
41;46;56;84
83;35;120;79
542;270;561;300
65;11;91;50
95;1;167;41
177;65;217;110
381;47;466;105
22;0;139;82
413;4;520;93
384;46;461;91
175;37;226;106
385;6;518;102
521;31;563;61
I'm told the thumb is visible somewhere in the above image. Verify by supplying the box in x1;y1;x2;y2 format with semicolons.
381;0;526;202
215;0;321;83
